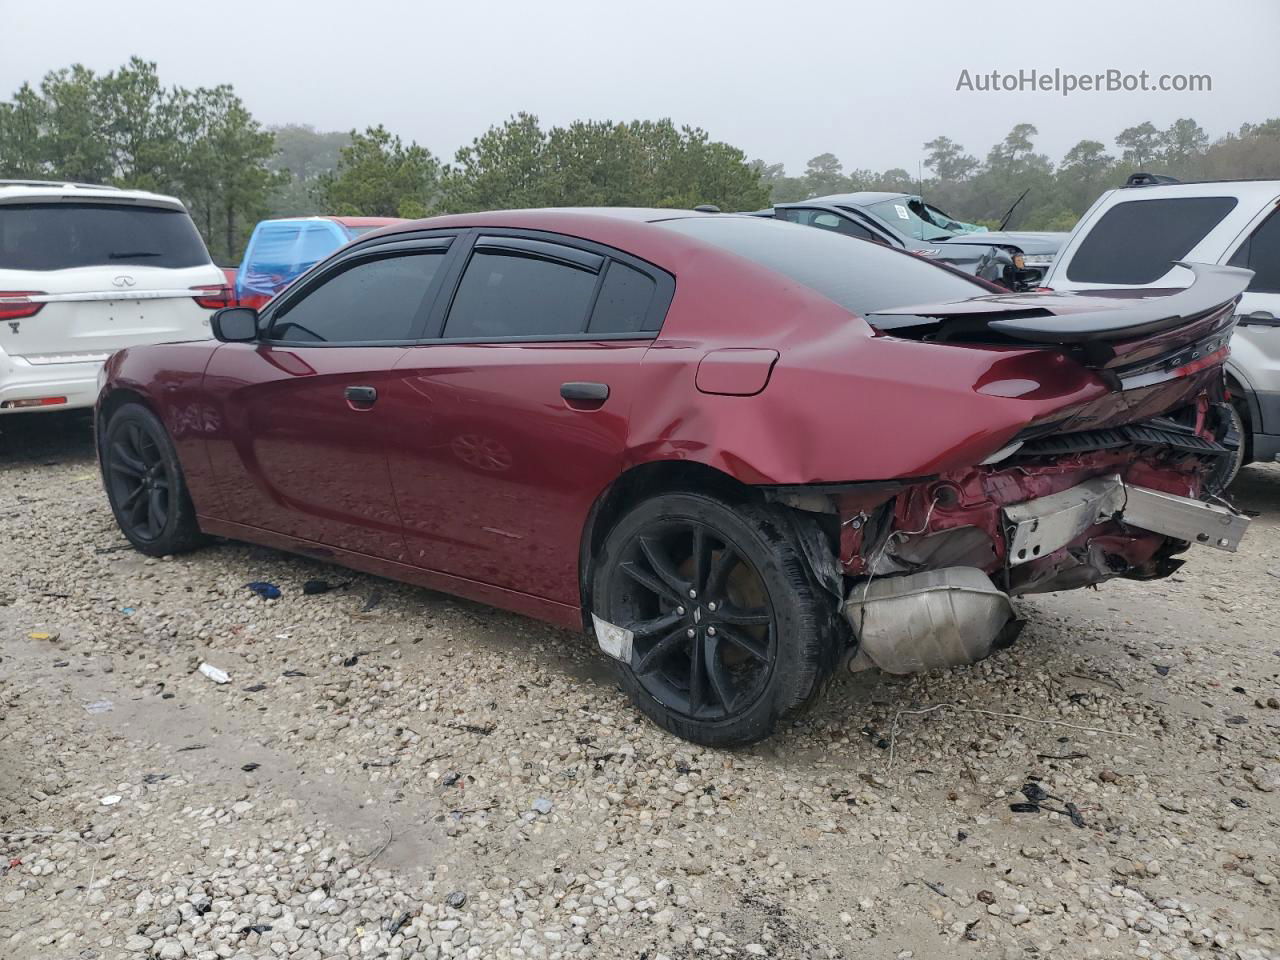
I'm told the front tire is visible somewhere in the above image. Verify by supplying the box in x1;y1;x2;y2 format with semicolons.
590;493;838;747
101;403;206;557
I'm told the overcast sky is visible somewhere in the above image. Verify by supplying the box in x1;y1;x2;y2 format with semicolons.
3;0;1278;173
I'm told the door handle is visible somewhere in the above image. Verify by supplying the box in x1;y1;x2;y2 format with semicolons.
560;382;609;406
345;385;378;409
1238;310;1280;327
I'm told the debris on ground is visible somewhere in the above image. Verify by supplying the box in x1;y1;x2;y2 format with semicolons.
245;581;281;600
197;662;230;684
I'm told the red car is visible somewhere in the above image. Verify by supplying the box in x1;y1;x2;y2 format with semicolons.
96;209;1251;745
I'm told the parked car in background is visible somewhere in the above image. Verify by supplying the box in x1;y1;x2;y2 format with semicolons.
234;216;405;309
1040;175;1280;478
0;180;230;414
768;193;1066;290
97;209;1249;746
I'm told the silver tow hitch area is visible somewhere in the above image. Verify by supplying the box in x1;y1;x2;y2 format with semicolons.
1003;474;1249;564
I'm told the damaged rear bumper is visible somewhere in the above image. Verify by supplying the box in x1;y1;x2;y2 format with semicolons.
1005;473;1248;561
844;476;1250;675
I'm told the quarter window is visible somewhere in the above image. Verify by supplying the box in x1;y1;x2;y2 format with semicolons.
1066;197;1238;285
268;251;442;343
444;250;598;339
588;261;656;334
1228;209;1280;293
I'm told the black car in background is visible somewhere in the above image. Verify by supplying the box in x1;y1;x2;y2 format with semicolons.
762;192;1067;290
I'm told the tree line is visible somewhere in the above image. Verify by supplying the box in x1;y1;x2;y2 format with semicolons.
4;59;1279;263
758;118;1280;231
0;58;280;262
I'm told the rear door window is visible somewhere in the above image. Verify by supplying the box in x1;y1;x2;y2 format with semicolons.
268;251;444;343
1066;196;1238;284
0;202;211;270
443;247;599;339
1228;209;1280;293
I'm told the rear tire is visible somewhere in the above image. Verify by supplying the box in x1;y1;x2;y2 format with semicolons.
590;492;838;747
101;403;206;557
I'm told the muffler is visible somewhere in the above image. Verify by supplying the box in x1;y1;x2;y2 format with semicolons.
843;567;1019;674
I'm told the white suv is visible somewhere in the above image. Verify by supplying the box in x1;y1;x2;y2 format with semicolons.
0;180;229;414
1041;177;1280;473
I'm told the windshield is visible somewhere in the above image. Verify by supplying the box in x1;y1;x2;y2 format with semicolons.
0;202;211;270
864;198;987;242
657;215;986;316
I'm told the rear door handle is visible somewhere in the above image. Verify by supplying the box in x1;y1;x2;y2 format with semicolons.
560;381;609;405
345;385;377;409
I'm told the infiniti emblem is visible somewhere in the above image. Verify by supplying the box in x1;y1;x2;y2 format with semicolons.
112;275;136;288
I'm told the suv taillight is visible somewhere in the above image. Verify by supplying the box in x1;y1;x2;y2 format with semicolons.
0;292;46;321
190;284;234;309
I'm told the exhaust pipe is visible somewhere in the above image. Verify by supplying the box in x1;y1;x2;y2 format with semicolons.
843;567;1020;674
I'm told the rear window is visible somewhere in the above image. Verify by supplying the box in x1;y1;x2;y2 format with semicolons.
1066;196;1237;285
657;215;986;315
0;202;211;271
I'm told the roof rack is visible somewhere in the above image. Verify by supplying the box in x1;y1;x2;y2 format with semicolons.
1123;172;1182;187
0;179;122;191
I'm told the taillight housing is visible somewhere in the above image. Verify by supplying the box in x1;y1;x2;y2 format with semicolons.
190;284;235;310
0;292;47;321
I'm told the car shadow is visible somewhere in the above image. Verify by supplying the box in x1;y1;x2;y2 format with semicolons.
1230;460;1280;518
0;410;96;469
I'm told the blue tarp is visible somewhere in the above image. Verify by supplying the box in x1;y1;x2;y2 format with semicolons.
235;219;353;303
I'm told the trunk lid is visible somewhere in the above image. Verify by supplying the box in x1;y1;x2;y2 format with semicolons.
0;263;224;363
865;262;1247;376
0;196;224;363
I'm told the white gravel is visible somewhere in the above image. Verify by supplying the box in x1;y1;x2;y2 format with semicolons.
1;413;1277;960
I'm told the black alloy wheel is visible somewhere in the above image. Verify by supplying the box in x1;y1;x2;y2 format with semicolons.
592;493;838;746
106;418;172;542
101;403;205;556
611;517;776;721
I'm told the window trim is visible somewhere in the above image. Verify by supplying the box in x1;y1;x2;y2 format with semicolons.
257;234;457;347
421;229;676;345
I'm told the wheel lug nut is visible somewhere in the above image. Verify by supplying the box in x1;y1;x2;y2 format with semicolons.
676;606;685;615
688;589;697;599
707;626;716;636
707;601;717;611
686;628;696;638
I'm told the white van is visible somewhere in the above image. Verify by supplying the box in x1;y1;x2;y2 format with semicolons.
1041;176;1280;475
0;180;229;414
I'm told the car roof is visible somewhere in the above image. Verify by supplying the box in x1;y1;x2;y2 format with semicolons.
796;192;915;207
254;215;407;228
329;216;405;228
1108;179;1280;202
0;179;187;210
366;206;718;237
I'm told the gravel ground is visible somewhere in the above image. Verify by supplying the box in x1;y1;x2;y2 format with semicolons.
1;412;1277;960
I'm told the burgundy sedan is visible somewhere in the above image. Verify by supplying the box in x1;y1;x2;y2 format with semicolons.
96;209;1250;745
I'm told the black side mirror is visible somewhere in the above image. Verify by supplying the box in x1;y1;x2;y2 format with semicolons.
211;307;259;343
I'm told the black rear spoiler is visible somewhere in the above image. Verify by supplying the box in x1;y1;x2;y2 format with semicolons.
987;263;1250;343
866;262;1250;345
